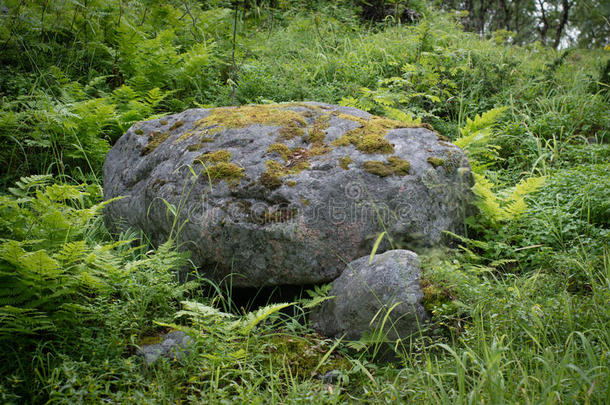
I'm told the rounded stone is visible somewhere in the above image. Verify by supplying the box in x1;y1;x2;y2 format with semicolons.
310;249;428;341
103;102;473;287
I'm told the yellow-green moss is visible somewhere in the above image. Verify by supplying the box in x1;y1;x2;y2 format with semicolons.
339;156;353;170
332;114;412;154
363;161;393;177
286;180;297;187
267;143;292;160
331;113;434;154
278;126;305;140
203;162;244;185
134;129;144;135
363;156;410;177
436;133;450;142
259;172;283;189
259;156;310;190
160;120;168;125
194;149;231;164
169;120;184;131
138;335;164;346
420;123;435;131
307;114;330;143
427;156;445;168
194;105;307;137
142;131;170;155
300;198;310;206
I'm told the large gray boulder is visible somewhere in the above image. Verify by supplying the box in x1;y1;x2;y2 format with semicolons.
103;102;473;287
310;250;427;341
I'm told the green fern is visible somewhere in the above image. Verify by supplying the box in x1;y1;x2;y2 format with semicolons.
232;302;295;335
0;178;131;341
457;108;544;225
171;300;295;337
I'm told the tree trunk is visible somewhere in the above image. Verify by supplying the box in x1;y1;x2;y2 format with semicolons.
552;0;572;48
537;0;549;45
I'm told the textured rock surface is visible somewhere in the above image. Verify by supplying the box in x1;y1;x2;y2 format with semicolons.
138;331;193;365
103;102;473;287
310;250;427;341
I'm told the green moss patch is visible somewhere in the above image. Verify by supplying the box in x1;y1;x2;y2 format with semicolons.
202;162;245;185
259;171;283;190
141;131;170;155
194;105;307;136
192;150;244;185
363;156;410;177
194;149;232;164
264;333;350;379
159;120;168;125
427;157;445;168
134;129;144;135
307;114;330;143
267;143;292;160
339;156;353;170
420;278;454;313
259;155;310;190
169;120;184;131
332;113;422;154
278;126;306;140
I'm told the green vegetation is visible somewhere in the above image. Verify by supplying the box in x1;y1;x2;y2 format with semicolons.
338;156;354;170
427;156;445;168
0;1;608;403
142;131;170;155
363;156;411;177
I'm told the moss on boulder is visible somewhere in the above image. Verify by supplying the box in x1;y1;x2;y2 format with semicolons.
363;156;410;177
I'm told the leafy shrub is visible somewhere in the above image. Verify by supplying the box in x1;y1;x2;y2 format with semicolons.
0;175;194;344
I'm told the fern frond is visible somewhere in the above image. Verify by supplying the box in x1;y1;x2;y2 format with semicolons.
231;302;295;335
472;173;507;222
174;300;234;324
459;107;507;138
9;175;53;198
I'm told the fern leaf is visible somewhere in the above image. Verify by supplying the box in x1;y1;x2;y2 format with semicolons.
232;302;295;335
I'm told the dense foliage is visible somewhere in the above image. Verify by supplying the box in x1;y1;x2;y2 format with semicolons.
0;1;608;403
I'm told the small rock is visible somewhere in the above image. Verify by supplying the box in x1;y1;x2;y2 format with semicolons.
138;331;193;366
311;250;428;341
